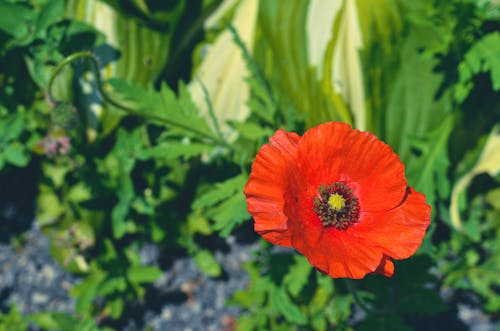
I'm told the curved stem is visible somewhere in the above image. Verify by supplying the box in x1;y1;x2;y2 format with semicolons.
47;52;231;148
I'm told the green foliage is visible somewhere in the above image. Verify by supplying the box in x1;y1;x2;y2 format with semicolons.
407;115;454;216
440;184;500;312
255;1;350;128
30;311;113;331
455;32;500;102
231;250;353;331
192;174;249;237
0;110;31;169
108;79;220;142
0;305;28;331
70;240;162;319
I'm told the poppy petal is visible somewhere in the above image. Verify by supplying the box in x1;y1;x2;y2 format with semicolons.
291;224;385;279
244;122;431;279
284;181;384;279
374;255;395;277
353;187;431;259
296;122;407;212
244;129;300;246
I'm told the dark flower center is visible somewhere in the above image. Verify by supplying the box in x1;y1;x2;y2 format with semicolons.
313;182;360;230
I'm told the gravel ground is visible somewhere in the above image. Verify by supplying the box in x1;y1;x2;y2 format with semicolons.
0;223;77;316
0;221;259;331
0;221;498;331
121;231;259;331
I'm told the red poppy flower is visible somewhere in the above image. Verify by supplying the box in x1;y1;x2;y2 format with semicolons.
244;122;431;279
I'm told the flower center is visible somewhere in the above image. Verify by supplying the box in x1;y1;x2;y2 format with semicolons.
328;193;346;210
313;182;360;230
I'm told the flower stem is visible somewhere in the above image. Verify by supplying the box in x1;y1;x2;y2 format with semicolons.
47;52;231;148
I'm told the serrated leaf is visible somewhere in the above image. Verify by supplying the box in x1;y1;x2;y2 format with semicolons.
458;32;500;101
194;250;222;277
269;286;307;325
207;192;250;237
108;79;217;141
192;174;247;209
283;255;312;297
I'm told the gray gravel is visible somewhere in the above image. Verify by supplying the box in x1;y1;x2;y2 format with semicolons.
0;221;258;331
123;235;258;331
0;223;76;315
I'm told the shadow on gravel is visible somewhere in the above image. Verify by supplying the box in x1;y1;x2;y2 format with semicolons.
0;162;39;243
0;288;12;312
104;287;189;330
406;306;469;331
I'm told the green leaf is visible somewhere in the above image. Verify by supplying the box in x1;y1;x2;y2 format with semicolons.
188;1;259;139
381;33;452;163
107;79;217;141
229;121;273;141
71;270;106;314
33;0;64;38
457;32;500;102
3;143;29;167
1;114;25;142
0;305;28;331
283;255;312;297
29;312;76;331
407;115;454;213
112;176;134;239
108;298;124;319
269;286;307;325
193;249;222;277
36;185;64;227
67;0;180;86
192;174;247;209
137;141;212;161
127;266;163;284
208;192;250;237
0;2;32;39
257;1;350;127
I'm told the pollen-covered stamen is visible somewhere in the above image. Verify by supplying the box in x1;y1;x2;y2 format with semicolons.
313;182;360;230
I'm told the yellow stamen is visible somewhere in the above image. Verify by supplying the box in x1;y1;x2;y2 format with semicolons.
328;193;346;210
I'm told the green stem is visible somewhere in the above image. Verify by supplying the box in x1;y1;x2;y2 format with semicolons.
197;77;224;141
47;52;231;148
